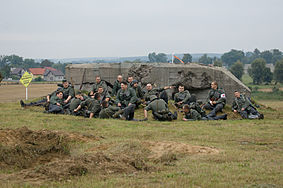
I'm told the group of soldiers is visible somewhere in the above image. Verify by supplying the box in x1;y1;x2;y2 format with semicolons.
20;75;264;121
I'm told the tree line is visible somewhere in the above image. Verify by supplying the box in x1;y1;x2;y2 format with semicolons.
0;55;68;79
148;49;283;84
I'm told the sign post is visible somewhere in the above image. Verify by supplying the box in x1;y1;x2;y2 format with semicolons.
19;72;33;100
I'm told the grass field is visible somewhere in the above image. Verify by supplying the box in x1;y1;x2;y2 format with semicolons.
0;84;283;188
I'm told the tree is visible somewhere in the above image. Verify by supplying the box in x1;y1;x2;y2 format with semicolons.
213;59;223;67
271;49;283;65
263;67;273;84
229;61;244;80
249;58;266;84
221;49;245;67
182;53;192;64
198;54;212;65
274;59;283;83
41;59;54;67
148;52;167;63
260;50;273;64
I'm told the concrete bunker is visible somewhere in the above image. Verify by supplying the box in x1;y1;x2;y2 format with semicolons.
65;63;250;104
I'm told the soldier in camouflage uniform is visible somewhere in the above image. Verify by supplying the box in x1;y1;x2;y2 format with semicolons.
95;86;111;103
61;79;75;104
116;81;137;109
182;104;227;121
45;91;65;114
132;80;144;107
90;76;108;96
143;83;172;104
127;76;134;88
232;91;264;119
144;95;177;121
99;100;135;120
203;81;226;117
74;93;101;118
68;91;88;116
174;85;196;108
112;75;123;97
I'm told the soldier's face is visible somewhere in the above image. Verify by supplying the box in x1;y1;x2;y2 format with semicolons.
134;83;138;87
121;83;127;90
96;77;101;83
211;83;217;90
179;86;184;92
117;76;123;82
63;82;69;88
234;92;240;98
183;107;189;113
57;92;63;99
98;88;104;93
146;84;152;90
128;77;133;83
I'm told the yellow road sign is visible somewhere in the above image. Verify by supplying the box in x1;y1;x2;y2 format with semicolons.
20;72;33;87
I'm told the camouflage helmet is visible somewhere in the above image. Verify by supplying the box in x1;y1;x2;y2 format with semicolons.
150;95;158;101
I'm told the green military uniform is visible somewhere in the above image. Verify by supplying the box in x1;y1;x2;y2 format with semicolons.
174;90;191;107
206;88;226;105
68;95;88;116
232;94;261;119
133;85;144;99
50;95;64;106
183;109;202;121
116;88;137;107
80;98;101;117
145;97;176;121
99;105;121;119
100;91;111;101
62;86;75;100
232;94;252;112
47;95;65;114
144;88;164;102
112;80;121;96
92;80;108;93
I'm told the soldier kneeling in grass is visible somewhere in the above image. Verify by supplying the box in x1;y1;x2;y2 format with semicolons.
182;103;227;121
232;91;264;119
143;95;177;121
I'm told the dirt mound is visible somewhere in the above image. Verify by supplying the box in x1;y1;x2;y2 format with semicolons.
143;141;219;160
0;127;220;185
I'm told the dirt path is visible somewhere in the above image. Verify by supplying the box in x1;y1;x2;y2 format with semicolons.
0;84;58;103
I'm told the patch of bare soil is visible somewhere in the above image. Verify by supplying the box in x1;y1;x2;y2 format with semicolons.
0;127;220;185
143;141;219;160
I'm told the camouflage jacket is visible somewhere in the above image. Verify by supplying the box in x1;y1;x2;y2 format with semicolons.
99;105;120;119
80;98;101;116
174;90;191;103
112;80;121;96
49;95;64;106
144;88;164;102
133;85;144;99
62;86;75;100
145;99;168;113
116;88;137;106
206;88;226;105
92;81;108;93
232;94;252;112
183;109;202;121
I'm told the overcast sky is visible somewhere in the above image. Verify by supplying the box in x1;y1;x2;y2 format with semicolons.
0;0;282;59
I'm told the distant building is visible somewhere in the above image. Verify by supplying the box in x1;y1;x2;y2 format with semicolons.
10;68;25;79
43;68;64;81
244;64;275;74
28;68;46;79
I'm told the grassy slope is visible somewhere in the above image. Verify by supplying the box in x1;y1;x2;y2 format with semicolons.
0;100;283;188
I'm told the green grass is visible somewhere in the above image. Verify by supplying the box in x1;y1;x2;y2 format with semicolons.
0;101;283;188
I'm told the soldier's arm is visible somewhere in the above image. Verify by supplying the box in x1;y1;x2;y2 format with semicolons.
215;90;226;104
242;96;251;109
182;91;191;103
129;89;138;105
232;100;238;112
112;82;118;96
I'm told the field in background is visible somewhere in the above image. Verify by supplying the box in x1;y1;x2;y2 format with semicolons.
0;83;58;103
